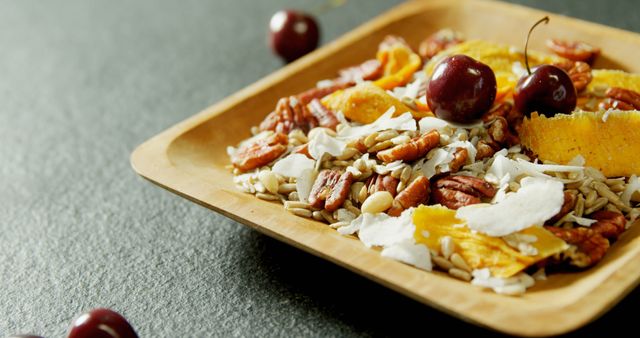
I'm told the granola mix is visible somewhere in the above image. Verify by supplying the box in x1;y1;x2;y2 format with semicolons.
227;29;640;295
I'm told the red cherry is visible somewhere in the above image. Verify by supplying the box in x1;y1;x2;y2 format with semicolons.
514;64;576;116
268;10;319;62
67;308;138;338
513;17;577;116
427;54;497;123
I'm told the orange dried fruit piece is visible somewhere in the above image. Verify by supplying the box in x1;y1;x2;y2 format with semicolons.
520;110;640;177
413;205;568;278
321;82;418;124
373;40;422;90
587;69;640;94
425;40;563;101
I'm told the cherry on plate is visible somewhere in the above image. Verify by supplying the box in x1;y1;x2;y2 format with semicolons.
67;308;138;338
427;54;497;123
513;17;576;116
268;9;319;63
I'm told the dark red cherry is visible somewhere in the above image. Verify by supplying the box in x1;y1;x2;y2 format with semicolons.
427;54;497;123
514;64;576;116
513;16;577;117
67;308;138;338
269;10;319;63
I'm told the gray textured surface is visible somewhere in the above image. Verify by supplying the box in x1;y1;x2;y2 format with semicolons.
1;0;638;337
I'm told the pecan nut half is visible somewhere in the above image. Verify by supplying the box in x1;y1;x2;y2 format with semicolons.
337;59;383;84
307;98;339;130
603;87;640;110
545;226;609;268
432;175;496;210
388;176;430;216
308;170;353;212
553;60;592;92
260;96;318;134
448;148;468;173
475;140;499;161
377;130;440;163
546;39;601;65
366;174;399;197
488;116;520;147
590;210;626;240
231;133;288;171
418;29;464;60
325;171;354;212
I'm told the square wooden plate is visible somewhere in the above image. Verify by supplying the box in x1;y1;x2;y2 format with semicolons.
131;0;640;336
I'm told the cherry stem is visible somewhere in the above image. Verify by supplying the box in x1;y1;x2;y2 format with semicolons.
524;16;549;75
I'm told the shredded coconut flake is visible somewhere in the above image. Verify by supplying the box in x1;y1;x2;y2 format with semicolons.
272;154;315;178
337;107;417;140
622;175;640;205
422;148;454;178
296;169;317;203
308;130;347;160
471;269;535;296
457;177;565;236
338;209;431;270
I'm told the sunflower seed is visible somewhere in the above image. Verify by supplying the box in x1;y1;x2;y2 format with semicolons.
289;207;312;218
288;191;299;201
400;166;412;183
432;255;454;270
368;140;394;153
585;197;608;215
364;132;379;148
329;221;349;229
585;190;598;208
351;182;365;202
390;166;404;179
592;181;626;209
358;185;368;204
312;210;324;221
337;147;359;161
375;130;399;142
278;183;297;194
320;210;335;223
574;194;585;217
448;268;472;281
284;201;311;210
450;253;471;272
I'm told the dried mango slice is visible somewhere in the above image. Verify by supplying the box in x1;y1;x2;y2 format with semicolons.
587;69;640;94
413;205;568;278
520;110;640;177
321;82;418;124
424;40;563;100
374;41;422;90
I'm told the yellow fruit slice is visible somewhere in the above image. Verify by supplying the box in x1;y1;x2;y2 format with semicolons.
321;82;419;124
424;40;563;99
413;205;567;278
374;42;422;90
520;111;640;177
587;69;640;93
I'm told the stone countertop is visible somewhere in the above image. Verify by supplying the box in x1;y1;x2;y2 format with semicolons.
1;0;638;336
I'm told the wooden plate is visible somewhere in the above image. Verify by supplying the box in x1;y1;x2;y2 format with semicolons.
131;0;640;336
